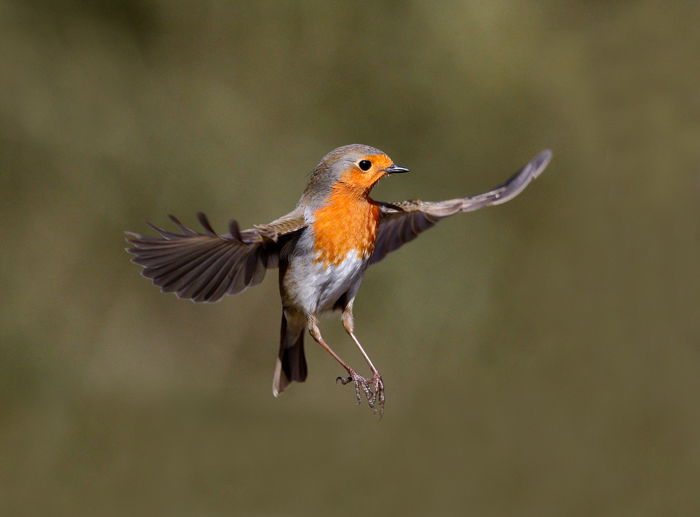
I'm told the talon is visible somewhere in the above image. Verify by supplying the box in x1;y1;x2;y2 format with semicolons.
336;369;385;415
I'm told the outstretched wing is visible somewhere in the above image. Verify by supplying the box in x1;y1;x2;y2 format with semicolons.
369;150;552;265
125;209;305;302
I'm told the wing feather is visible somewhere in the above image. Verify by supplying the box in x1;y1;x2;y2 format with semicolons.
369;150;551;265
125;209;305;302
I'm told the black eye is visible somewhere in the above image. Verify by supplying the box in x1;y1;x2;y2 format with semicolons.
358;160;372;171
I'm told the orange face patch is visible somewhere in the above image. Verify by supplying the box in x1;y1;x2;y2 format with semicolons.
339;154;394;190
312;155;389;266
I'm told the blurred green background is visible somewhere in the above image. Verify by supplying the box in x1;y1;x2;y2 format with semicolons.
1;1;699;515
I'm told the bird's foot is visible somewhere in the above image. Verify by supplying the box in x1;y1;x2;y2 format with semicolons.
336;370;385;416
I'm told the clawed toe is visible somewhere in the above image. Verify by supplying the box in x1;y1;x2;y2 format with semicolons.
338;369;385;416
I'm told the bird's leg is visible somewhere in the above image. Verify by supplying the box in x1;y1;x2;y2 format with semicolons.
307;316;381;413
342;305;378;374
341;306;385;414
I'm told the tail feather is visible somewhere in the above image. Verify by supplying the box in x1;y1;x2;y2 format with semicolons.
272;312;307;396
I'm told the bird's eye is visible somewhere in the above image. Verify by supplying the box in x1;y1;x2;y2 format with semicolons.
358;160;372;171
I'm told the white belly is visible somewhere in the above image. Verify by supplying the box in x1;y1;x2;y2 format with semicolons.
285;250;366;315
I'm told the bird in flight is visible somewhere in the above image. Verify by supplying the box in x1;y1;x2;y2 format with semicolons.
126;145;552;414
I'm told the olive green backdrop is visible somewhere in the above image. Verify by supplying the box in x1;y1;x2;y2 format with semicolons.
1;1;698;516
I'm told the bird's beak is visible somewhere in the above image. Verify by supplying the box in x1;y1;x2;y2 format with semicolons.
384;164;410;174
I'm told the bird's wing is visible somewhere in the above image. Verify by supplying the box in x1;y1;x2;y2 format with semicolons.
369;150;552;265
125;209;306;302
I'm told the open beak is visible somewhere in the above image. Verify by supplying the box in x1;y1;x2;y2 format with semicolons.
384;164;410;174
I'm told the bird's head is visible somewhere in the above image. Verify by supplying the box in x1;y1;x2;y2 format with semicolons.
301;144;409;207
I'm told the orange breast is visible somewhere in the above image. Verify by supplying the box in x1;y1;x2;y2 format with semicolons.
313;186;380;266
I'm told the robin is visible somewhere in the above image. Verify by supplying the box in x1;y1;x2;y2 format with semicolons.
126;144;551;414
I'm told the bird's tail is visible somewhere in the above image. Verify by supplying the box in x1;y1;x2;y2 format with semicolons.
272;311;308;396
